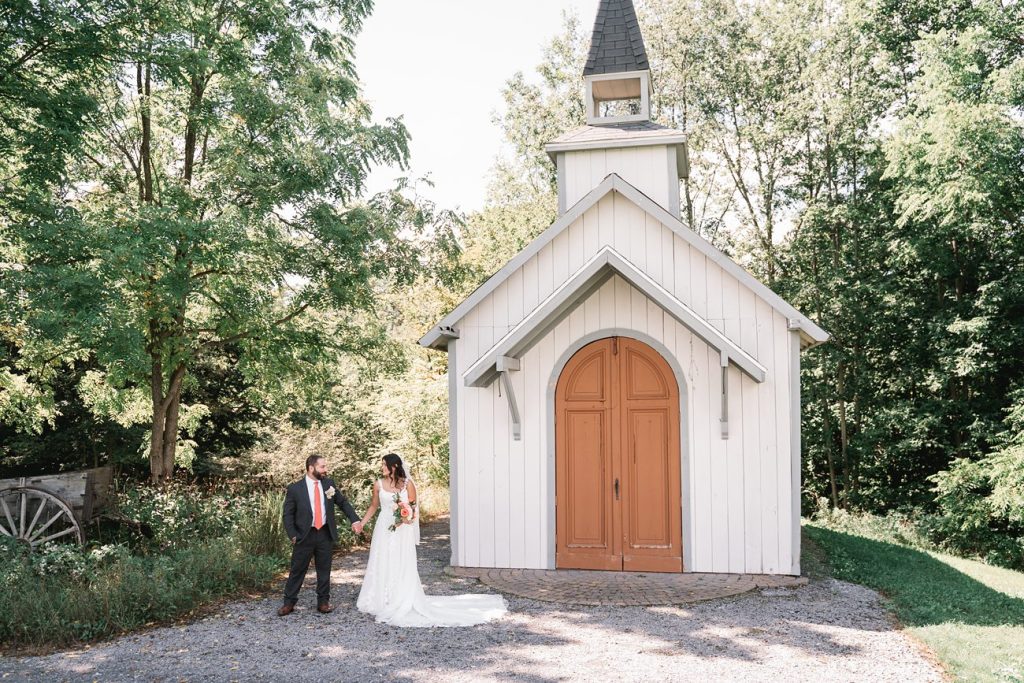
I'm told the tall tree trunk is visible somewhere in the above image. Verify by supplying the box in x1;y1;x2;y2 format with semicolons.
149;352;165;483
821;384;839;509
161;388;181;480
683;176;695;230
140;43;165;482
160;364;187;481
837;361;850;504
138;60;153;204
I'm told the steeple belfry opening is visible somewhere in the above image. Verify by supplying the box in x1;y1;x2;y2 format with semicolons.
583;0;652;126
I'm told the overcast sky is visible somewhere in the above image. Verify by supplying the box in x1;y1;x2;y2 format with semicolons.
354;0;601;213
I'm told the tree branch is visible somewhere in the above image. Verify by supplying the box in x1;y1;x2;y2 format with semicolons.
199;302;312;350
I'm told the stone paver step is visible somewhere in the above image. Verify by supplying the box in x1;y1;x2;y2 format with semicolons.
444;566;808;606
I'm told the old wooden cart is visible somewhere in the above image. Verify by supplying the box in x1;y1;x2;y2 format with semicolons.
0;467;113;548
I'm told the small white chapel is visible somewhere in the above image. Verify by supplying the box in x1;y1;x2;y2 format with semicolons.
420;0;828;576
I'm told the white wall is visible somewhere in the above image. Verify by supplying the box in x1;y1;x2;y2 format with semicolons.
450;192;799;574
562;146;675;212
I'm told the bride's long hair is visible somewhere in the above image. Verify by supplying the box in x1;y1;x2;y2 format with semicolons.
382;453;406;487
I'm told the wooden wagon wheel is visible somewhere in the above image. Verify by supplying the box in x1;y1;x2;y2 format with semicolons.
0;486;84;549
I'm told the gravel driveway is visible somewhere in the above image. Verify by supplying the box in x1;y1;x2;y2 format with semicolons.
0;518;943;682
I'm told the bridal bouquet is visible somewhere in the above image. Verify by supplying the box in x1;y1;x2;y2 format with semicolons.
387;492;415;532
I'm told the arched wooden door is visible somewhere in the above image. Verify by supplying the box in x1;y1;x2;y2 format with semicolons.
555;337;683;572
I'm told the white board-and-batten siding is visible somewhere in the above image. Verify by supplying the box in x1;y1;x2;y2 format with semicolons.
449;191;800;575
559;147;679;217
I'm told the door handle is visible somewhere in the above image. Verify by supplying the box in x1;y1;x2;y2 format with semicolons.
614;478;619;500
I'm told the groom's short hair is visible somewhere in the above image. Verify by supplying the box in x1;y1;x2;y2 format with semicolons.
305;454;324;470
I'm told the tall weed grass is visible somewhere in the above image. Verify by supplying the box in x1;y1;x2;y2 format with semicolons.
0;489;291;649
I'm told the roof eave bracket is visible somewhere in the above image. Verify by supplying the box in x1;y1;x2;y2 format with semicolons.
497;357;522;441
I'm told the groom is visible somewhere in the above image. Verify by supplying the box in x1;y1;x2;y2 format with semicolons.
278;454;363;616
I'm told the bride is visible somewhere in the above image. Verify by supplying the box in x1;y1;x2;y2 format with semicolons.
355;453;507;627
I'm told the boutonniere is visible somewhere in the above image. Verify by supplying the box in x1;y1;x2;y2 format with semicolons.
324;486;336;498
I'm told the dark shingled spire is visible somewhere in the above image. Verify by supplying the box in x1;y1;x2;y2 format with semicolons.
583;0;650;76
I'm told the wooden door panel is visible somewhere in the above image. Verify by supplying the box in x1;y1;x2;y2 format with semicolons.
627;409;671;546
623;347;670;399
620;338;683;573
557;336;682;573
564;353;607;400
556;339;620;570
564;411;607;547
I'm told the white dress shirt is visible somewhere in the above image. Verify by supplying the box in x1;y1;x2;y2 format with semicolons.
305;475;324;528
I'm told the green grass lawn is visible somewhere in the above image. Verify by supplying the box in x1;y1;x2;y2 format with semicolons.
804;522;1024;683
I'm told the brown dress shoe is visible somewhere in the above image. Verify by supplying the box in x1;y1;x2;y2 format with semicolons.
317;603;334;614
277;604;295;616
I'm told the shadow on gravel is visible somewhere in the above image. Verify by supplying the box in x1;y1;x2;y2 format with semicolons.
356;519;872;675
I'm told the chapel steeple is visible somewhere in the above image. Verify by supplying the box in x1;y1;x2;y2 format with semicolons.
545;0;688;218
583;0;652;126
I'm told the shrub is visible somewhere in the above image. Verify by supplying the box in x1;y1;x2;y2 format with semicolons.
810;497;937;551
233;490;292;558
811;390;1024;573
926;394;1024;571
114;481;246;551
0;485;293;648
0;537;286;645
926;449;1024;571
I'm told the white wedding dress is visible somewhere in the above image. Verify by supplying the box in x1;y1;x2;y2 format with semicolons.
356;479;507;627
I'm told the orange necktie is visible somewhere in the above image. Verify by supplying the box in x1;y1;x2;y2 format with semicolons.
313;481;323;529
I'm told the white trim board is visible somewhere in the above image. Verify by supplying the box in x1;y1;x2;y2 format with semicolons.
419;173;829;350
463;246;767;388
545;134;687;159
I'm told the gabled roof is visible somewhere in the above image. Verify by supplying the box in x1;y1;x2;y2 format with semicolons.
463;246;767;388
584;0;650;76
419;173;829;352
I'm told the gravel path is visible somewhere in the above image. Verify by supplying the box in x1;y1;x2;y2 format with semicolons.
0;518;943;682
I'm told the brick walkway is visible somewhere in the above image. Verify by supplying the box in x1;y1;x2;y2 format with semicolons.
447;566;808;606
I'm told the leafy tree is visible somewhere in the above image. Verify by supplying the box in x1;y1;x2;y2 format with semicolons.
1;0;126;439
642;0;828;281
0;0;121;191
461;11;588;280
0;354;145;477
1;0;444;482
494;11;588;196
784;4;1024;512
929;388;1024;568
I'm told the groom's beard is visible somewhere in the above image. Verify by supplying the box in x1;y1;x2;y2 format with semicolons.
311;470;324;480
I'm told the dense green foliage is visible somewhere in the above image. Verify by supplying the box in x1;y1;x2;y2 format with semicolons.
805;519;1024;682
0;1;458;646
0;484;294;648
1;0;459;482
928;391;1024;568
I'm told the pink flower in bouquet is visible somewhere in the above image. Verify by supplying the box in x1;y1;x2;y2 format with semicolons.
387;493;416;531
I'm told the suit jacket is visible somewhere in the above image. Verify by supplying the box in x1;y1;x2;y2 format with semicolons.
282;477;359;543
